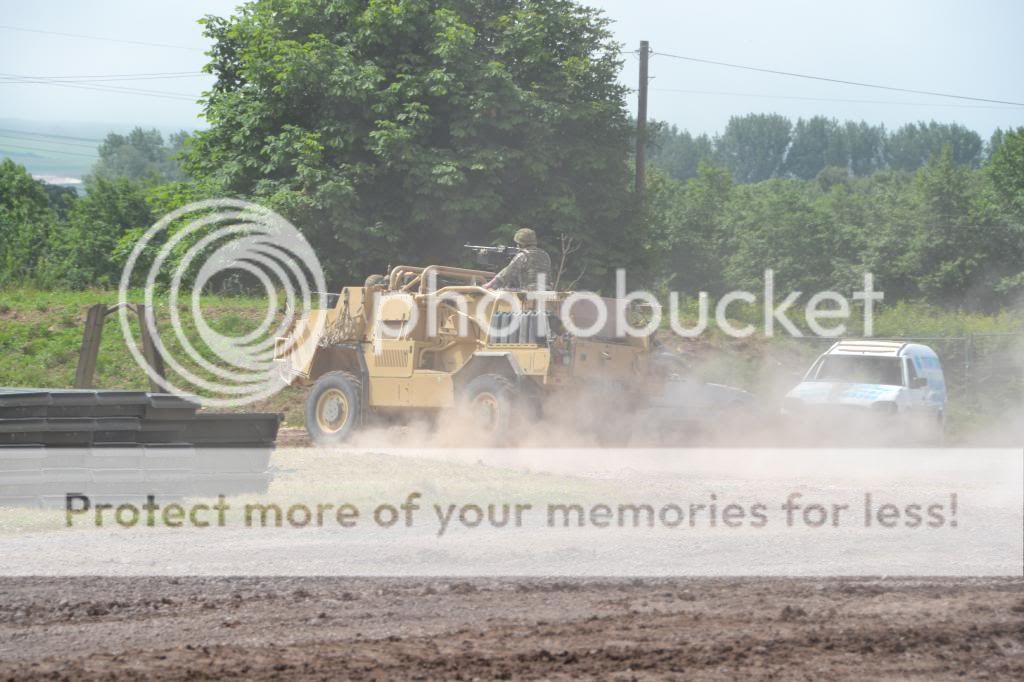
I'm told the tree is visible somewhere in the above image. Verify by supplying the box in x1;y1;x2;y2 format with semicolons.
844;121;885;176
648;161;733;295
60;177;154;288
783;116;848;180
987;127;1024;219
884;121;983;171
722;179;834;295
185;0;636;285
853;169;923;302
713;114;792;183
908;146;1020;309
648;116;991;184
0;158;49;217
93;127;189;182
40;184;78;219
0;159;60;286
646;122;714;182
986;128;1006;161
984;128;1024;303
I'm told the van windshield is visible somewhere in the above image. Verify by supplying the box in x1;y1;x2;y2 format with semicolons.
813;355;903;386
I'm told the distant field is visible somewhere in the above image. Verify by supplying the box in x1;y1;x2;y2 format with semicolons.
0;148;94;179
1;122;100;178
0;118;194;179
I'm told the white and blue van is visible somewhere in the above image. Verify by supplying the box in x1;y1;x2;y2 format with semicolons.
783;340;947;442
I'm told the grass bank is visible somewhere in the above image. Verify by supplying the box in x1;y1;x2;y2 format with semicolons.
1;288;1020;439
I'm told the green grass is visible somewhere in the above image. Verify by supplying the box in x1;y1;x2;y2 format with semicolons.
1;288;1020;440
0;287;307;424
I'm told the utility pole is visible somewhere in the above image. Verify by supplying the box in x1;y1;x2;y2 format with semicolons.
635;40;650;196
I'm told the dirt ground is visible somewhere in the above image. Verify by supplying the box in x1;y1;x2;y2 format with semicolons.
1;577;1022;680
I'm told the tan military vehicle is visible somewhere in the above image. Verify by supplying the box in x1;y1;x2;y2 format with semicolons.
274;263;681;445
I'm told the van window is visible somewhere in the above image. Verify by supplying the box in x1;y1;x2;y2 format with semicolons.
814;355;903;386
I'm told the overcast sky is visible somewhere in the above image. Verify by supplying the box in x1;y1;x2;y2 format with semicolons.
2;0;1022;137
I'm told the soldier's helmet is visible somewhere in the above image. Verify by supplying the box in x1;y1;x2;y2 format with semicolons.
364;274;386;288
513;227;538;247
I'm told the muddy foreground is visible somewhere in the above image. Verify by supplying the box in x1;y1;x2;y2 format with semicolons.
1;577;1022;680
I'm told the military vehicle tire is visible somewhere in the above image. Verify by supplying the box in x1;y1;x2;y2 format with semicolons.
461;373;519;436
306;371;363;445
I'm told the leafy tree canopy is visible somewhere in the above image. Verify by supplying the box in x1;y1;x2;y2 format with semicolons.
93;128;190;183
0;160;60;286
647;115;991;184
185;0;635;285
988;127;1024;219
713;113;792;184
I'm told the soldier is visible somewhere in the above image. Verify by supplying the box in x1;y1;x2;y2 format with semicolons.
364;273;386;288
483;227;552;291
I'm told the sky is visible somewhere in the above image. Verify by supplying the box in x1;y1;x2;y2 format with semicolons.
1;0;1022;139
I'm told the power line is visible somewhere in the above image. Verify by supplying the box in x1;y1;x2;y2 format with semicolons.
0;81;197;101
0;127;105;144
0;133;98;149
0;72;204;83
0;73;197;96
0;71;200;79
1;79;198;97
649;88;1024;110
0;75;198;101
0;143;98;158
650;50;1024;107
0;24;204;52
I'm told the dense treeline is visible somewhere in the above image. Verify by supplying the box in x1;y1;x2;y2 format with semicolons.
0;0;1022;316
648;114;1005;183
2;126;1021;312
643;135;1024;311
0;129;190;289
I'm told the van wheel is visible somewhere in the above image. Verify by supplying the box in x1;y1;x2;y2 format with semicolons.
461;374;520;436
306;371;363;445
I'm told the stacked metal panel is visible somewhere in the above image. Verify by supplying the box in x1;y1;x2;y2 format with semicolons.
0;389;280;507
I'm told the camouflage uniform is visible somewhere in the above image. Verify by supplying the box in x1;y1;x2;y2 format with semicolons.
492;228;551;291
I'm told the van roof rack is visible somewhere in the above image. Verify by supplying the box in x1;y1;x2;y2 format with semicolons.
828;339;908;357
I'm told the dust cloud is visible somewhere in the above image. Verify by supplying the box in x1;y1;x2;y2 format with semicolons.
327;337;1023;450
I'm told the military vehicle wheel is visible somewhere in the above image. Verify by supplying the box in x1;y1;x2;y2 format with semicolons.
462;373;519;436
306;371;363;445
